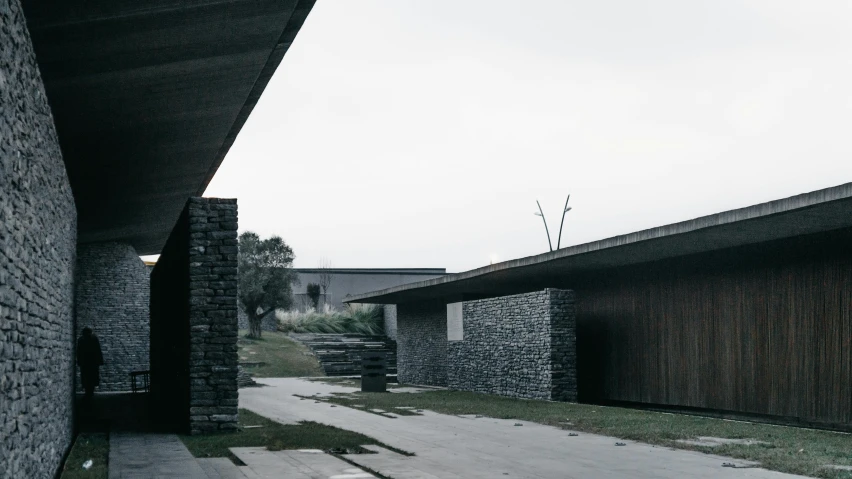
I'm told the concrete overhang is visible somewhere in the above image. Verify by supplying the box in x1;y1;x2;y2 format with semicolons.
346;182;852;304
23;0;315;254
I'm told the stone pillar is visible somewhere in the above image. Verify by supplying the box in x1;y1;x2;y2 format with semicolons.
75;242;150;391
150;198;238;434
187;198;239;434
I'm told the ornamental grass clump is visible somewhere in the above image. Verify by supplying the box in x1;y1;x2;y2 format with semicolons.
276;304;383;335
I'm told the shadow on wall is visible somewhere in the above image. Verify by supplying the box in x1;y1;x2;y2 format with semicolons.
576;314;611;403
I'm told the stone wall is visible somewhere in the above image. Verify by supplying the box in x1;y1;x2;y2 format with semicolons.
151;198;239;435
0;0;78;476
237;305;277;332
396;301;447;386
447;289;577;401
75;242;150;391
382;304;397;340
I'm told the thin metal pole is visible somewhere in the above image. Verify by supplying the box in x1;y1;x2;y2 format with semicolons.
556;194;571;250
536;200;553;252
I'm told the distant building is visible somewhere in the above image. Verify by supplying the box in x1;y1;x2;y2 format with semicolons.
292;268;446;312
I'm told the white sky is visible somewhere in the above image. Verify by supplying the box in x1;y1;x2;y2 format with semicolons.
199;0;852;273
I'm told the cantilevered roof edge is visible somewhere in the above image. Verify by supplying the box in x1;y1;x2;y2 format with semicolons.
345;182;852;304
195;0;316;196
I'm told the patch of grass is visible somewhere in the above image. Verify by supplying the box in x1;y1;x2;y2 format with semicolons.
238;330;324;378
179;409;412;465
59;433;109;479
313;389;852;479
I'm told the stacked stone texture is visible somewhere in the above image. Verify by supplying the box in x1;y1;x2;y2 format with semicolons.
187;198;239;434
548;289;577;402
237;305;277;332
382;304;398;340
75;242;150;391
446;289;577;401
1;0;77;476
396;301;447;386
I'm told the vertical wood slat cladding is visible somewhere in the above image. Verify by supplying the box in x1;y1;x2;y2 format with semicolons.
574;228;852;425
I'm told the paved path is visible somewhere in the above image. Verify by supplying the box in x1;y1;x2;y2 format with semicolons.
109;432;209;479
241;378;813;479
109;431;372;478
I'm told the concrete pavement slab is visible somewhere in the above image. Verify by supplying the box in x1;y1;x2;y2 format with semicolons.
108;432;208;479
241;378;813;479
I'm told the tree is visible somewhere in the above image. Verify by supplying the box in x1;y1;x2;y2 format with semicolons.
317;257;334;298
306;283;321;311
238;231;296;338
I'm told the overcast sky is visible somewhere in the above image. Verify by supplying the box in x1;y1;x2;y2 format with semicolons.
201;0;852;273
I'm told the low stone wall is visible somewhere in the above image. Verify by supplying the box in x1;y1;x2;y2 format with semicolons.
447;289;576;401
151;198;239;435
396;301;447;386
1;0;77;475
75;242;150;391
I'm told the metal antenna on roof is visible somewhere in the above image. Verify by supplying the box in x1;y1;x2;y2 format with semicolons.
556;195;572;250
534;200;553;252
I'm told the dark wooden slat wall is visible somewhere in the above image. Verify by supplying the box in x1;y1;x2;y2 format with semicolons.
573;228;852;425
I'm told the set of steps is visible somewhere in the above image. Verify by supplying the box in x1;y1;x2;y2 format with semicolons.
197;447;376;478
289;333;397;376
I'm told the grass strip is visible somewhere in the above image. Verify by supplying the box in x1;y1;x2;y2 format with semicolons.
179;409;413;466
59;432;109;479
312;389;852;479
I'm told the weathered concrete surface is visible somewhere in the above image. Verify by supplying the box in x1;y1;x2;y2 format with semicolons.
231;447;375;478
347;182;852;305
108;432;208;479
241;378;812;479
21;0;316;254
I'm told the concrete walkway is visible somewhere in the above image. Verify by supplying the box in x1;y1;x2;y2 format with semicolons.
109;432;209;479
108;431;374;478
241;378;813;479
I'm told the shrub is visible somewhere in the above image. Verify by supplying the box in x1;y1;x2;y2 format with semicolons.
276;304;384;335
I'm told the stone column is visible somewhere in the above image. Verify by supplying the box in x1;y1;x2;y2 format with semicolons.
150;197;238;434
187;198;239;434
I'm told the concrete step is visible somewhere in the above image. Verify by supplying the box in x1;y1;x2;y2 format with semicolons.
289;333;398;378
344;445;464;479
230;447;375;478
197;458;249;478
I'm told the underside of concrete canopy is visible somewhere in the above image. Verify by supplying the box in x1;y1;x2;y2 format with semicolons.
22;0;315;254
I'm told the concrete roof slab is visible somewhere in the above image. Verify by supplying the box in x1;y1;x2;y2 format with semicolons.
23;0;315;254
346;183;852;304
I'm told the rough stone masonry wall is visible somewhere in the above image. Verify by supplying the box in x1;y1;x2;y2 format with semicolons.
396;301;447;386
75;242;150;391
447;289;577;401
0;0;78;476
187;198;239;434
548;289;577;402
237;304;277;332
383;304;397;340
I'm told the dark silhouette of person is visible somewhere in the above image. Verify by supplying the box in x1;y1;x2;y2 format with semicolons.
77;327;104;399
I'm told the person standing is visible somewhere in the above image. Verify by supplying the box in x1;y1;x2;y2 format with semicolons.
77;327;104;399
